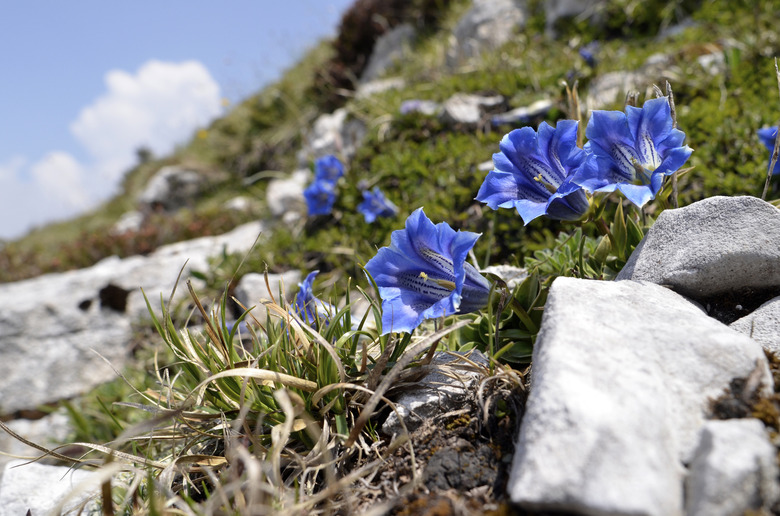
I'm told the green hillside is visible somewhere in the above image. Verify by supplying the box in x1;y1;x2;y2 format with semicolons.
2;0;777;288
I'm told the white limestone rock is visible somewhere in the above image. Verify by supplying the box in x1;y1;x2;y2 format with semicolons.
299;108;366;164
110;210;144;235
481;264;528;291
233;270;303;321
356;77;406;99
0;411;73;469
440;93;505;125
361;24;416;82
617;196;780;299
0;220;265;414
730;296;780;354
0;460;99;515
491;99;554;126
138;165;204;211
508;277;771;516
544;0;605;34
447;0;527;65
266;169;309;218
685;419;779;516
382;350;489;436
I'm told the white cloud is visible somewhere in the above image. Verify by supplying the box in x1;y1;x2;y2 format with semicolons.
0;60;221;239
0;153;93;239
29;151;90;209
71;59;222;181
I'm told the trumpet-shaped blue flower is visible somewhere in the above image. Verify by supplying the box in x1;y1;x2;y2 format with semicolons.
758;126;780;175
365;208;491;335
304;180;337;215
575;96;693;208
358;187;399;223
314;155;344;183
293;271;335;325
476;120;590;224
579;42;599;68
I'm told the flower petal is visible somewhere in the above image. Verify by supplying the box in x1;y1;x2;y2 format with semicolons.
585;110;639;177
365;208;490;335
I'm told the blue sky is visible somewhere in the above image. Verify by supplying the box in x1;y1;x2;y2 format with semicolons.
0;1;355;239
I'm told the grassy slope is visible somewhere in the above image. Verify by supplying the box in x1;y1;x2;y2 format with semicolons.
3;0;778;288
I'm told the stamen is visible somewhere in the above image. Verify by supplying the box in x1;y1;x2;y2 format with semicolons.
418;271;455;292
434;279;456;291
630;158;653;185
533;173;558;194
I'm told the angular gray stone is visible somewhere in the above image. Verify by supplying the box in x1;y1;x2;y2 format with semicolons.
440;93;504;125
686;419;779;516
233;270;303;321
0;411;73;469
138;165;204;211
110;210;144;235
584;52;676;110
617;196;780;299
361;24;416;82
222;195;253;213
481;264;528;291
0;221;265;414
266;169;309;217
0;459;99;515
382;350;489;436
731;296;780;354
447;0;527;66
491;99;554;126
544;0;604;34
356;77;406;99
508;277;771;516
299;108;366;164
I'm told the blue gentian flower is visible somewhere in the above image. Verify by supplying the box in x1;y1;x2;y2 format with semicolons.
365;208;491;335
314;155;344;183
579;42;598;68
758;126;780;175
304;180;337;215
293;271;335;325
358;187;399;223
575;96;693;208
476;120;590;224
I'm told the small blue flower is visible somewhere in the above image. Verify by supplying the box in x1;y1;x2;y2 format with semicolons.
575;96;693;208
293;271;335;326
758;126;780;175
358;187;399;223
476;120;590;224
365;208;491;335
578;42;598;68
314;155;344;183
304;180;337;216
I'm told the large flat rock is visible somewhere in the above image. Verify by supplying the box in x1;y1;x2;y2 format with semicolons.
508;277;771;516
0;221;264;414
617;196;780;299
